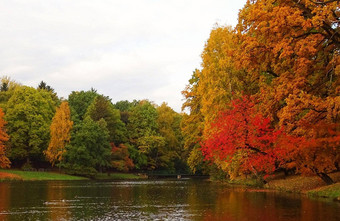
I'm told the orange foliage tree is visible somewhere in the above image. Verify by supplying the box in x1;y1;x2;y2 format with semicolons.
182;0;340;183
235;0;340;183
0;108;10;168
45;102;73;167
236;0;340;122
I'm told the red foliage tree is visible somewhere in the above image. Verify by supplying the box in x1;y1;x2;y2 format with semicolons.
111;143;134;172
202;95;283;177
202;95;340;184
0;108;10;168
280;123;340;185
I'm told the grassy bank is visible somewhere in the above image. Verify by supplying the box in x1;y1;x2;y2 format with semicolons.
0;169;143;181
220;172;340;201
0;169;87;181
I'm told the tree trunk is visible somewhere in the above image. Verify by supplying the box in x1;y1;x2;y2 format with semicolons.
317;172;334;185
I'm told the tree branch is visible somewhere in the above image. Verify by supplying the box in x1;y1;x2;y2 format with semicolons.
309;0;339;5
237;144;268;155
266;70;279;78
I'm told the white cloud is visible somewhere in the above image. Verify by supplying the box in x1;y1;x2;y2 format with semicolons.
0;0;247;112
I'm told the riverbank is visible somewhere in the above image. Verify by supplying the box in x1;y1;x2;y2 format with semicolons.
223;172;340;201
0;169;142;181
263;172;340;201
0;169;87;181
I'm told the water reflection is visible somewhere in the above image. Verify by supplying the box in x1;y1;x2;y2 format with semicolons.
0;183;10;220
0;180;339;220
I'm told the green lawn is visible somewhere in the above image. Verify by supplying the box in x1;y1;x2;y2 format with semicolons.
0;169;87;181
0;169;142;181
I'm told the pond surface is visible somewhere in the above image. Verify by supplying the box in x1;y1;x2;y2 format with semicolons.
0;179;339;220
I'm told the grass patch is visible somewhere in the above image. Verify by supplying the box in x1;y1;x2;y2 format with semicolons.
94;172;142;180
0;169;87;181
307;183;340;199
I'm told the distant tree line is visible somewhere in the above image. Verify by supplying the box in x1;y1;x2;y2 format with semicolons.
0;78;188;177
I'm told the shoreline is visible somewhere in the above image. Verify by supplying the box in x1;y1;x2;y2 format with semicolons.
1;169;339;201
222;172;340;202
0;169;142;181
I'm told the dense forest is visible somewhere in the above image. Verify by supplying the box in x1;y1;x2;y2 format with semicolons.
0;0;339;184
0;78;187;176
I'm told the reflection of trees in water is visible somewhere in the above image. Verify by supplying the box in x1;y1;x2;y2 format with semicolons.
0;183;10;220
1;181;340;220
46;182;70;220
199;188;340;221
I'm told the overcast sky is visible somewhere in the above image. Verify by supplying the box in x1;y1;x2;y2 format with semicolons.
0;0;246;112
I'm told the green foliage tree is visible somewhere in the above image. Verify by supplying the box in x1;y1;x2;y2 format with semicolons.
137;135;168;170
5;86;57;167
0;76;21;109
37;81;54;93
85;95;127;144
68;89;98;121
157;102;186;172
62;117;111;176
127;100;159;169
127;100;159;139
114;100;139;125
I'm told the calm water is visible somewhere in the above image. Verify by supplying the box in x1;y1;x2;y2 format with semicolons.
0;179;339;220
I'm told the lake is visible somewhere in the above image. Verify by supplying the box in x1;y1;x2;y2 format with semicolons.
0;179;339;220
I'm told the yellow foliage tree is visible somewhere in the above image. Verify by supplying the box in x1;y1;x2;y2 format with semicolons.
0;108;10;168
45;101;73;167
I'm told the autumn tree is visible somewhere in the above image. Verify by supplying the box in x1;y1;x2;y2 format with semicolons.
181;70;207;174
233;0;340;183
236;0;340;122
45;102;73;167
0;108;10;168
202;95;283;179
181;26;260;175
279;122;340;185
111;143;134;172
181;0;340;183
198;26;258;126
